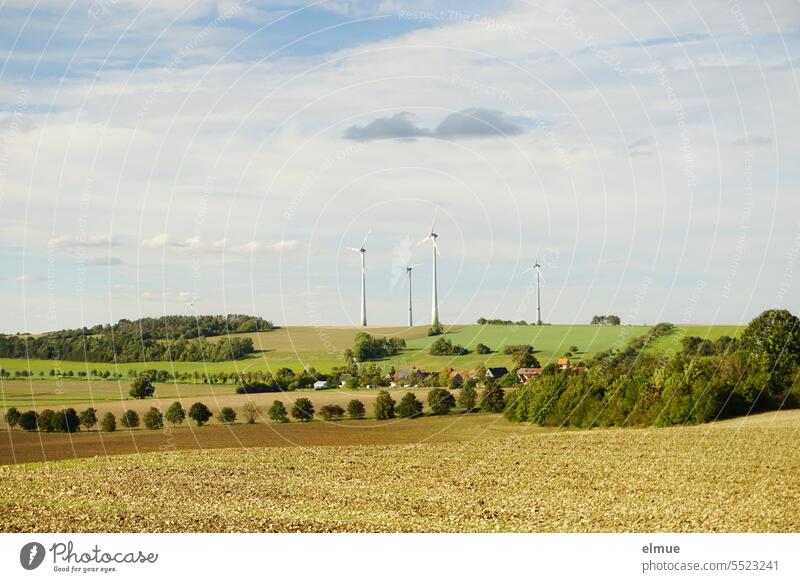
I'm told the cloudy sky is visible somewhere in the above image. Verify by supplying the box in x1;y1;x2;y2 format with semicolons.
1;0;798;333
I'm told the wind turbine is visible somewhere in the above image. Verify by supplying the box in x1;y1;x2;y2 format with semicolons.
346;231;370;326
522;261;544;325
405;263;422;326
418;213;440;326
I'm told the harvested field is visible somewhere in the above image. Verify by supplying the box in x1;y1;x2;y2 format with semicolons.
1;411;798;532
0;413;521;465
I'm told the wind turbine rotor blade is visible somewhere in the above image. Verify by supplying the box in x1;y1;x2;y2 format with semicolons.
345;246;361;252
521;266;533;274
361;229;372;249
417;235;430;246
432;237;441;256
408;263;423;269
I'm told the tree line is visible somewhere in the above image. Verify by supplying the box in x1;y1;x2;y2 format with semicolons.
0;314;270;363
506;310;800;427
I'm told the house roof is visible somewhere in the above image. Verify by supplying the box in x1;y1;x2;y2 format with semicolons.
558;358;570;366
517;367;542;375
487;367;509;376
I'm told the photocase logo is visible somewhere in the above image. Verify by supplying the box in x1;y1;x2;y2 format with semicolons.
20;542;46;570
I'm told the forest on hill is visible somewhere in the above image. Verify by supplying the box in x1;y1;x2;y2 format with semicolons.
0;314;271;363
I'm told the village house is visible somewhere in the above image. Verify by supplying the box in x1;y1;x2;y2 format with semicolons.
516;367;542;383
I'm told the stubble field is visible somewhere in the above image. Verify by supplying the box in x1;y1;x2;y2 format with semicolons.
1;410;797;533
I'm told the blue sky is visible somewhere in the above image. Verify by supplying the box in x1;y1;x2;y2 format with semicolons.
1;0;799;333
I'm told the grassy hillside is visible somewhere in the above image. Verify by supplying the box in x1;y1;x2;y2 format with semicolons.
0;323;742;378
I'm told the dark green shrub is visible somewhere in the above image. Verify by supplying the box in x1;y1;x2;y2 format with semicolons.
268;400;289;423
291;398;314;422
480;384;507;413
100;412;116;432
396;392;423;418
143;407;164;430
19;410;38;431
79;407;97;430
318;404;345;421
188;402;213;426
374;390;396;420
164;401;186;426
120;409;140;429
129;374;156;399
476;343;491;354
347;399;366;420
427;388;456;415
457;384;478;411
38;409;55;432
4;407;21;428
219;407;237;424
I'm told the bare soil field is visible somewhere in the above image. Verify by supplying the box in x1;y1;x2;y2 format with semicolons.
1;411;798;532
0;413;519;465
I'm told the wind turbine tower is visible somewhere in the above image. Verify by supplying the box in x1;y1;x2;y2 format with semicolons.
346;232;370;326
405;264;421;326
418;216;440;326
523;261;544;325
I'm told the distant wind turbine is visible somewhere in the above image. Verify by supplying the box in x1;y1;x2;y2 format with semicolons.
346;230;370;326
522;260;544;325
418;213;440;326
405;263;422;326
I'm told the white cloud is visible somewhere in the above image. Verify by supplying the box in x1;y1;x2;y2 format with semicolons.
140;234;300;255
16;275;46;284
48;235;118;249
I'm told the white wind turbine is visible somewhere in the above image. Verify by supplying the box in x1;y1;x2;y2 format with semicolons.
522;260;544;325
418;213;441;326
404;263;422;327
346;230;370;326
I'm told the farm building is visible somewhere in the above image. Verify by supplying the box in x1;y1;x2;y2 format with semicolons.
558;358;570;370
313;380;329;390
516;367;542;383
486;367;509;379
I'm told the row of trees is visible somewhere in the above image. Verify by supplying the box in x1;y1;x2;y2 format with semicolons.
507;310;800;427
6;381;513;431
5;401;222;432
591;315;621;325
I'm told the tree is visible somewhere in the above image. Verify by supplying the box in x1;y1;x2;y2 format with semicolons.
38;409;55;432
427;388;456;415
100;412;116;432
219;407;237;424
318;404;345;421
188;402;213;426
374;390;396;420
164;401;186;426
19;410;38;431
291;398;315;422
427;321;443;336
741;309;800;384
78;407;97;430
512;349;540;369
347;399;366;420
120;409;140;429
457;384;478;412
476;343;491;355
51;408;80;432
268;400;289;423
242;402;260;424
143;407;164;430
4;407;21;428
129;374;156;399
481;384;506;413
429;337;468;356
396;392;423;418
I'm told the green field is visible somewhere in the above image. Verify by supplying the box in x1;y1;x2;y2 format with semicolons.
0;323;743;380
